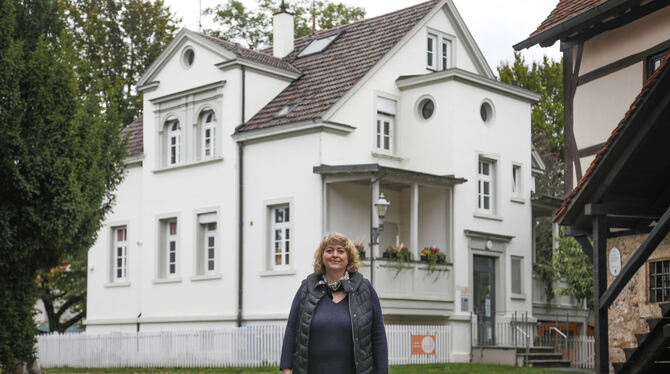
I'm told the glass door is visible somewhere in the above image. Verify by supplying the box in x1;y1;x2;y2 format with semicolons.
474;255;495;345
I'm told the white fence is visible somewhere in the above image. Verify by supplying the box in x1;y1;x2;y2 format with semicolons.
36;324;452;368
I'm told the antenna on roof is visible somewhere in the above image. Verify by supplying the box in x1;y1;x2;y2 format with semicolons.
280;0;286;12
311;0;316;35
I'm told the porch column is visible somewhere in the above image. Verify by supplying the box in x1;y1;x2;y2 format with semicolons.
410;183;419;257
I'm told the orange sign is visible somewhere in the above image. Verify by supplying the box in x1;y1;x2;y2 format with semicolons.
411;334;436;355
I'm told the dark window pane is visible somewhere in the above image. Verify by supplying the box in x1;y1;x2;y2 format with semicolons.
170;264;176;273
285;208;289;221
484;196;489;209
208;237;215;247
483;182;489;195
117;258;122;267
275;230;282;241
117;247;123;256
208;248;214;258
117;269;122;278
481;105;487;121
286;240;290;251
208;261;214;271
384;136;389;150
170;241;175;251
208;223;217;230
170;253;175;262
286;254;290;265
286;228;290;239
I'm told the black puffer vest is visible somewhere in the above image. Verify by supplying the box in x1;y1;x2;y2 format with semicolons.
291;272;374;374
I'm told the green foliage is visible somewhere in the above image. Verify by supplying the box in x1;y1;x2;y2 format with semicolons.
65;0;179;125
36;250;87;333
205;0;366;49
498;51;564;197
420;246;448;275
383;244;414;277
0;0;126;369
553;236;594;308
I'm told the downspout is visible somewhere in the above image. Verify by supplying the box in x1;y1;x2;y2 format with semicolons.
237;65;246;327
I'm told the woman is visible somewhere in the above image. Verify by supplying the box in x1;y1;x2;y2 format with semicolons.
280;232;388;374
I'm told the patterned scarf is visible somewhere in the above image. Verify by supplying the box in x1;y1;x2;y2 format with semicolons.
318;271;350;292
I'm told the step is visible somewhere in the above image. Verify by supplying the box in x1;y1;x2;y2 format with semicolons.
613;361;624;374
660;302;670;317
635;333;648;346
624;347;636;361
518;352;565;361
527;359;572;368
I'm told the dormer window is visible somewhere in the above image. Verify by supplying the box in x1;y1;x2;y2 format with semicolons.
275;101;301;118
298;33;339;57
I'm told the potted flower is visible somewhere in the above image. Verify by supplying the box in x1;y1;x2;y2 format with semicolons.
355;238;366;259
421;246;447;274
383;237;414;276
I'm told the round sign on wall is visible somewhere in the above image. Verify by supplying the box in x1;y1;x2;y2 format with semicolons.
609;247;621;277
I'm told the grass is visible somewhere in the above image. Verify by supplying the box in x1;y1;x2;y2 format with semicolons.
41;364;577;373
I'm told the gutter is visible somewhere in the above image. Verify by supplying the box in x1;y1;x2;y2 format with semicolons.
513;0;634;50
237;66;246;327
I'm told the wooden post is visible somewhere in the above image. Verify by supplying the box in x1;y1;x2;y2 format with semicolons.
592;214;609;373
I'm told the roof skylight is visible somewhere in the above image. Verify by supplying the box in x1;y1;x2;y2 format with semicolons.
274;101;301;118
298;33;339;57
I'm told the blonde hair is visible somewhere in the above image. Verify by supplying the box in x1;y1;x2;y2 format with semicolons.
313;232;360;275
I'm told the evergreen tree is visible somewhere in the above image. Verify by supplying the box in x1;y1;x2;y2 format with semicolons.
0;0;126;370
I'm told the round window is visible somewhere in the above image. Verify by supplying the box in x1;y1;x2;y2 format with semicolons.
480;101;493;122
183;49;195;68
420;99;435;120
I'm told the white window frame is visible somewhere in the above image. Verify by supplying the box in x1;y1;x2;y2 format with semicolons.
426;29;455;71
270;204;291;270
477;158;495;213
512;164;522;198
167;121;181;166
205;223;216;273
195;211;218;275
166;219;178;277
375;96;396;154
113;226;127;281
511;256;524;297
427;33;437;69
201;111;216;159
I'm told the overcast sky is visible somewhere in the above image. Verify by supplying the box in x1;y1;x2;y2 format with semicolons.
163;0;562;72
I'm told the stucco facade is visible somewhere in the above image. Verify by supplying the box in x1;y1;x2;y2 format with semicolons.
86;0;541;362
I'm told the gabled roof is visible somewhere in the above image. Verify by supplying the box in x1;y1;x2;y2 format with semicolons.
554;51;670;226
122;116;143;157
238;0;441;132
514;0;670;50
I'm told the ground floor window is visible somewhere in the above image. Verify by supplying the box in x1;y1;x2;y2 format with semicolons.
649;259;670;302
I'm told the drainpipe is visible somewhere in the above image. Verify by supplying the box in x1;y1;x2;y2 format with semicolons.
236;65;246;327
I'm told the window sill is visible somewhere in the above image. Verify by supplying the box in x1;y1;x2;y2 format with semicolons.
259;269;296;277
511;293;526;301
153;157;223;173
371;151;404;162
104;281;130;288
473;211;503;221
191;273;223;282
510;196;525;204
152;277;183;284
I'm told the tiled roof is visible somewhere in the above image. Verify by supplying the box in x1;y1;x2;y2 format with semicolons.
122;116;143;156
530;0;604;37
554;51;670;222
238;0;440;132
196;33;301;75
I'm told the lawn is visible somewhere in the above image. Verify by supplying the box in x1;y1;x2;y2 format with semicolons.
41;364;579;373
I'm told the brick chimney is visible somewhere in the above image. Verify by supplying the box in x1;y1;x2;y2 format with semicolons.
273;0;294;58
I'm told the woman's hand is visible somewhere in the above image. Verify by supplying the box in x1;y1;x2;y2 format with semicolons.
282;369;292;374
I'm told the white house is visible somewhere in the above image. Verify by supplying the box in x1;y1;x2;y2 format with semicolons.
85;0;542;362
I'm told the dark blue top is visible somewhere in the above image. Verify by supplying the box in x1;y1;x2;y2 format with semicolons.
280;282;388;373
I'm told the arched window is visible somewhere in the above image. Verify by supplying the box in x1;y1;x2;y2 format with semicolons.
201;111;216;158
167;120;181;166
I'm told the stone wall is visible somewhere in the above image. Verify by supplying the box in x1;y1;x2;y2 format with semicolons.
606;233;670;362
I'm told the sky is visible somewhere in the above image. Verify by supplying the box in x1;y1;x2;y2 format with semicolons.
163;0;562;72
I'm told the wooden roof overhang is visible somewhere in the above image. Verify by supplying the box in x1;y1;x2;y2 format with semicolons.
514;0;670;50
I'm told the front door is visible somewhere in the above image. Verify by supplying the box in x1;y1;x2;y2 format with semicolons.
474;255;495;345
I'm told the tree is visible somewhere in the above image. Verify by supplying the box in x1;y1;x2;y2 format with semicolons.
65;0;179;125
205;0;366;50
0;0;126;370
36;252;87;333
553;236;594;307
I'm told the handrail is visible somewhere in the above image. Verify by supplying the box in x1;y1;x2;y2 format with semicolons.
550;326;567;339
515;326;529;338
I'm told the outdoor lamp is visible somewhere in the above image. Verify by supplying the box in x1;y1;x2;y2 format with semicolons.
372;192;390;244
374;192;390;230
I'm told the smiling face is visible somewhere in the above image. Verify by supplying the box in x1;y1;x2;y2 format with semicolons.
322;242;349;275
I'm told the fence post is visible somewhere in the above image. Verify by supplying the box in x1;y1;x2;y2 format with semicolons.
524;311;529;367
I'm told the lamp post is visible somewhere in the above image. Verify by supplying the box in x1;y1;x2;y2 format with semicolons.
369;186;390;286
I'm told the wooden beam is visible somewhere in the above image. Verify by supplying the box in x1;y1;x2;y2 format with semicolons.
585;203;663;220
578;142;607;158
599;204;670;311
592;214;609;374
